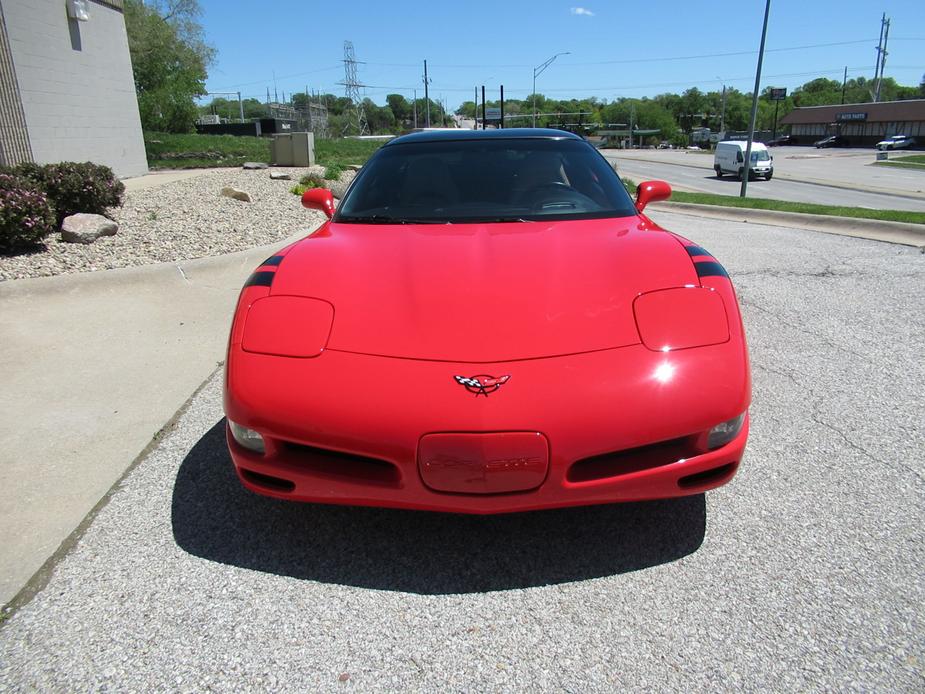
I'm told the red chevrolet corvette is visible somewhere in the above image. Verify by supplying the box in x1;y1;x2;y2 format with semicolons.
224;129;750;513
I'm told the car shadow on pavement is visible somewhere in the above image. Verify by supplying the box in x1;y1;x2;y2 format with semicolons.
171;420;707;594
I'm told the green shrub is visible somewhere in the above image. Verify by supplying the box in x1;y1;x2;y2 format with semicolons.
0;174;56;252
299;172;326;188
38;162;125;224
322;163;344;181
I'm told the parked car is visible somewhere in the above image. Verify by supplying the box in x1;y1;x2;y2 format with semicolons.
714;140;773;180
767;135;791;147
876;135;916;151
223;129;751;513
814;135;849;148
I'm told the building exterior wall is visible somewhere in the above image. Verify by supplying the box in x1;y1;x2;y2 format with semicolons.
0;2;32;166
782;100;925;147
1;0;147;177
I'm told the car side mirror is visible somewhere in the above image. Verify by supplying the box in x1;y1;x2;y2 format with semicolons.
301;187;335;219
635;180;672;213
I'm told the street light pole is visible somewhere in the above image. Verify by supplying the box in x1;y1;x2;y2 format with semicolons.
740;0;771;198
532;52;570;127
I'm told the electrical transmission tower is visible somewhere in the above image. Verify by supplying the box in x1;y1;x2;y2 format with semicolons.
341;41;369;136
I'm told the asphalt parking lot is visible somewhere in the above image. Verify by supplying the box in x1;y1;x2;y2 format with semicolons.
604;147;925;211
0;211;922;691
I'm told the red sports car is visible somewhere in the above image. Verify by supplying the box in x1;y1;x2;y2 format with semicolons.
224;129;750;514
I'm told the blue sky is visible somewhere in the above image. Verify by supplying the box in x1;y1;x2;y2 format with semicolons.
200;0;924;109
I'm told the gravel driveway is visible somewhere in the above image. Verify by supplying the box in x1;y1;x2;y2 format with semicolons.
0;213;922;691
0;168;332;281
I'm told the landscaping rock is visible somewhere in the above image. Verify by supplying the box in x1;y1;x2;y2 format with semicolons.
221;186;251;202
60;213;118;244
242;162;268;170
269;171;291;180
327;170;357;200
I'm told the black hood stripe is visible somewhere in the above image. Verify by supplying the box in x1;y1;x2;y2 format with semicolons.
695;261;729;279
685;245;711;257
244;270;275;288
261;255;284;267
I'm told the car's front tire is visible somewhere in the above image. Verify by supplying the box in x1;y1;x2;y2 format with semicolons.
715;165;723;178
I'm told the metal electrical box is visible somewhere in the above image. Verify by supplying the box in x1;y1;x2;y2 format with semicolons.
271;132;315;167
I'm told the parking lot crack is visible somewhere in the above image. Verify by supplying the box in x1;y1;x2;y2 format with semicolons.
740;298;867;360
808;397;925;486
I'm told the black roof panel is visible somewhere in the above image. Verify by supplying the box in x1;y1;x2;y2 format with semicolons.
385;128;584;146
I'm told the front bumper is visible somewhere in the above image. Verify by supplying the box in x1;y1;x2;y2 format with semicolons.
224;342;750;514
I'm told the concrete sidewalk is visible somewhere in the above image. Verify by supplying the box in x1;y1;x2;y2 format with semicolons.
0;233;306;606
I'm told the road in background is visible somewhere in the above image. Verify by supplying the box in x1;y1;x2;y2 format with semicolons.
602;147;925;212
2;212;922;691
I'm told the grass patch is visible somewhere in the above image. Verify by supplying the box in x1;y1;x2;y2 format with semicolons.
145;132;270;169
323;164;344;181
622;178;925;225
315;138;384;170
889;154;925;164
874;153;925;170
144;131;386;170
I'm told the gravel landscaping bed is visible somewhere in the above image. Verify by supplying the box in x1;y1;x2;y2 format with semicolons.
0;167;342;281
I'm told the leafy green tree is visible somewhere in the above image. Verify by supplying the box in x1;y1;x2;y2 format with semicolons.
386;94;411;123
363;98;396;134
125;0;214;133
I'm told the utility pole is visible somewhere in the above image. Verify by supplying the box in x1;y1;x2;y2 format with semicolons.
423;60;431;128
740;0;771;199
875;15;890;102
413;88;418;129
719;82;727;135
500;85;504;129
481;85;486;130
841;66;848;104
474;87;478;129
237;91;244;122
629;104;635;149
874;12;890;103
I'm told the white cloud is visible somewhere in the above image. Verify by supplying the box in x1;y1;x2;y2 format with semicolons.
570;7;595;16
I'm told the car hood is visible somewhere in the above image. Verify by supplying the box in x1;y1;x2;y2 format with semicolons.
270;217;698;362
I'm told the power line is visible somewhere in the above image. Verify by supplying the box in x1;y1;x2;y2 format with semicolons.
561;39;879;66
211;65;342;92
353;38;879;72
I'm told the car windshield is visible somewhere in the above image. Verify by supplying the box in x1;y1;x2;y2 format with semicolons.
335;138;638;224
750;150;770;162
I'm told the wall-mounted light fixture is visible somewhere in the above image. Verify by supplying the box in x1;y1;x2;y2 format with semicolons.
66;0;90;21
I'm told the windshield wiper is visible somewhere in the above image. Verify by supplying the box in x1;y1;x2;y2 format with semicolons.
335;215;447;225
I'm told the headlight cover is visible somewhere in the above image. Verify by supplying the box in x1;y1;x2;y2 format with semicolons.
228;420;265;454
707;412;746;450
242;296;334;358
633;286;729;351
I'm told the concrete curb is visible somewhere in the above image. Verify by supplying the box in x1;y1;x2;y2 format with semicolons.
0;229;311;297
651;201;925;248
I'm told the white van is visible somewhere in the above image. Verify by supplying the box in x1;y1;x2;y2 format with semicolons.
714;141;773;180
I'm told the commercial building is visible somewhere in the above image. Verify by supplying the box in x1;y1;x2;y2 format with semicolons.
780;99;925;147
0;0;147;177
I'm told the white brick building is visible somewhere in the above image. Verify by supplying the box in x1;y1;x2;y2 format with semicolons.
0;0;147;177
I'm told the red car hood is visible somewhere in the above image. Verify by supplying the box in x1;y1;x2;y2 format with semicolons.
271;216;697;362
